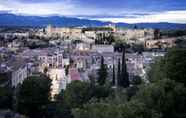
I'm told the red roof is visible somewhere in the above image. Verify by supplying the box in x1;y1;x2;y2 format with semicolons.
69;68;81;81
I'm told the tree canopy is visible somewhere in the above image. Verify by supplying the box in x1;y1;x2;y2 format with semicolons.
17;73;52;118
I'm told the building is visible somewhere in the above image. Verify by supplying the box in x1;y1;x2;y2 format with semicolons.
20;48;64;72
115;28;154;43
45;25;82;37
145;38;177;49
69;68;81;82
0;57;29;87
92;45;114;53
48;68;69;98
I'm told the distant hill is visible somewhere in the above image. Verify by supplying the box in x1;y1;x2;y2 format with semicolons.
0;13;186;29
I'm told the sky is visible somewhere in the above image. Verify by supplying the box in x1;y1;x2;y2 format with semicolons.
0;0;186;23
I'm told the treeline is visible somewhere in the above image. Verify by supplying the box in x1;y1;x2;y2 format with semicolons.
161;29;186;37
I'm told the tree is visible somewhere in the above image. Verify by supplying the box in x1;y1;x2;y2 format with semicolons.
131;75;142;85
134;79;186;118
164;48;186;85
112;64;116;86
154;28;160;39
61;81;94;108
148;48;186;85
0;86;12;109
17;73;52;118
97;56;108;86
72;95;160;118
120;48;129;88
117;59;121;87
147;57;166;82
44;67;48;74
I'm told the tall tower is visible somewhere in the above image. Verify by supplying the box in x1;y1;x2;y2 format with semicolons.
46;24;53;36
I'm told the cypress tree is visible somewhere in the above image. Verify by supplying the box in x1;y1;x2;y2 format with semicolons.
117;59;121;86
112;64;115;86
97;56;108;85
121;47;130;88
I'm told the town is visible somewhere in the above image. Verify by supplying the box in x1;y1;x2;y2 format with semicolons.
0;24;186;117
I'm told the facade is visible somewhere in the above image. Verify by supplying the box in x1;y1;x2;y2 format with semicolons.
45;25;82;37
20;48;64;72
48;68;69;98
0;58;29;87
115;28;154;43
145;38;177;49
92;45;114;53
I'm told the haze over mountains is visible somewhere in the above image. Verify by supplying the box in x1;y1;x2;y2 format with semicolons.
0;13;186;29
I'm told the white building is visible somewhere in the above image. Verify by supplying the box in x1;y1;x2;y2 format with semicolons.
48;68;69;98
115;28;154;43
92;45;114;53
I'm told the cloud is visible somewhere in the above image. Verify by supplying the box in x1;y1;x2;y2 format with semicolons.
92;11;186;24
0;0;75;16
0;0;186;23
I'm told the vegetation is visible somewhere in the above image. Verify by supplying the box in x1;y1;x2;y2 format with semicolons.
0;86;12;109
112;64;116;86
161;29;186;37
117;59;121;86
120;48;130;88
148;48;186;85
97;56;108;85
17;73;52;118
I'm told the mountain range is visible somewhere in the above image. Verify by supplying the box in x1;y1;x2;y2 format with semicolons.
0;13;186;29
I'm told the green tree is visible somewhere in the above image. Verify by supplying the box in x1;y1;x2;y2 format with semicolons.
131;75;142;86
112;64;116;86
148;48;186;85
0;86;12;109
97;56;108;85
17;73;52;118
72;96;160;118
62;81;94;108
147;57;166;82
117;59;121;87
133;79;186;118
121;48;129;88
164;48;186;85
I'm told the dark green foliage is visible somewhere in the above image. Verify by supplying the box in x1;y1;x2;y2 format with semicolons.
161;29;186;37
62;81;94;108
57;81;112;108
72;79;186;118
0;86;12;109
148;48;186;85
97;56;108;85
55;81;112;118
131;75;142;85
72;96;160;118
120;48;129;88
17;74;52;118
112;64;115;86
65;65;70;75
0;73;10;85
117;59;121;86
154;28;160;39
134;79;186;118
164;48;186;85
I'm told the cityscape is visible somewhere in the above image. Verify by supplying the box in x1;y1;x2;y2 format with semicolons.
0;0;186;118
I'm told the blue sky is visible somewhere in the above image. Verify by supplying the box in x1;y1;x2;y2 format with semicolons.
0;0;186;23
